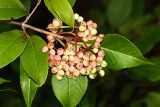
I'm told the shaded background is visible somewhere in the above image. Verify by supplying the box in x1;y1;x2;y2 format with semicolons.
1;0;160;107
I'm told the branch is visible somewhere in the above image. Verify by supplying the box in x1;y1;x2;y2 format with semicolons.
0;20;66;40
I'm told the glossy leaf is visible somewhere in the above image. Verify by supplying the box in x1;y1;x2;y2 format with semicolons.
106;0;132;27
20;36;49;87
100;34;150;70
52;75;88;107
51;0;75;27
0;0;28;20
0;78;11;84
20;0;31;12
0;30;27;68
20;63;38;107
68;0;76;7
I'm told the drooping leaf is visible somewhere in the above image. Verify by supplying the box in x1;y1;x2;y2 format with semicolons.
145;92;160;107
52;75;88;107
20;0;31;12
0;30;27;69
20;63;38;107
20;35;49;87
0;78;11;84
0;0;28;20
51;0;75;27
90;34;151;70
68;0;76;7
106;0;133;27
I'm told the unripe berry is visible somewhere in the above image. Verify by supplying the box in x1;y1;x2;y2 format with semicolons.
93;23;98;29
41;46;48;53
69;66;76;73
83;55;90;61
54;55;61;61
53;18;62;27
68;55;75;61
91;61;97;67
79;25;86;32
70;50;75;55
86;35;92;40
77;31;84;37
90;55;96;61
49;49;55;55
101;61;107;67
66;71;72;78
96;37;102;43
56;74;63;80
57;64;63;70
99;34;104;37
97;66;102;70
57;70;65;76
94;42;100;48
48;42;54;49
93;48;98;53
46;34;54;41
78;16;84;22
91;68;97;74
83;37;88;41
49;55;54;61
57;48;64;55
99;70;105;77
74;56;81;63
84;29;91;35
96;57;103;63
63;50;70;55
80;68;87;75
68;61;74;66
61;61;66;65
77;51;84;58
54;61;60;66
91;29;97;35
51;67;57;74
63;64;69;71
73;70;80;78
76;63;83;70
83;60;89;66
87;20;93;26
75;13;79;20
89;73;97;79
98;50;105;57
62;55;68;61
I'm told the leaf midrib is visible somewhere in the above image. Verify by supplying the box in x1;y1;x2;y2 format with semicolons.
0;7;27;12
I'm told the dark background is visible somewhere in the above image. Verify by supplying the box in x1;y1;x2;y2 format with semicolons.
1;0;160;107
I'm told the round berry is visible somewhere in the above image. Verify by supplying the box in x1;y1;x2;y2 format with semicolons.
41;46;48;53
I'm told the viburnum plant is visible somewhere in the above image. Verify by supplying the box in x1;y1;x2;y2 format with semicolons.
0;0;152;107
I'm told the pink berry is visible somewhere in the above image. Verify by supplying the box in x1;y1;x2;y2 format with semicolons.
70;50;75;55
77;31;84;37
61;61;66;65
98;50;105;57
77;51;84;58
68;55;74;61
63;50;70;55
86;35;92;40
99;34;104;37
93;23;97;29
62;55;68;61
76;63;83;70
66;71;72;78
79;25;86;32
84;29;91;35
69;66;75;73
48;42;54;49
90;55;96;61
56;74;63;80
96;37;102;42
54;61;60;66
87;65;93;71
91;61;97;67
49;49;55;55
63;64;69;71
91;29;97;35
74;56;81;63
46;34;54;41
83;55;90;61
51;67;57;74
52;18;61;27
94;42;100;48
54;55;61;61
80;68;87;75
91;36;97;40
93;48;98;53
73;70;80;78
87;20;93;26
96;57;103;63
41;46;48;53
49;55;54;61
68;61;74;66
57;48;64;55
47;23;53;31
88;23;94;30
81;21;87;26
49;61;54;66
57;70;65;77
83;60;89;66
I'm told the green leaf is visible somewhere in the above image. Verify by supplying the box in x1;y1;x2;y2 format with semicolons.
51;0;75;27
100;34;151;70
0;30;27;68
0;78;11;84
20;36;49;87
20;0;31;12
52;75;88;107
68;0;76;7
44;0;59;18
128;100;142;107
20;63;38;107
130;57;160;82
0;0;28;20
145;92;160;107
106;0;132;27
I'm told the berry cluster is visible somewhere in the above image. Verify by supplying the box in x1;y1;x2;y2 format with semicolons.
41;14;107;80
